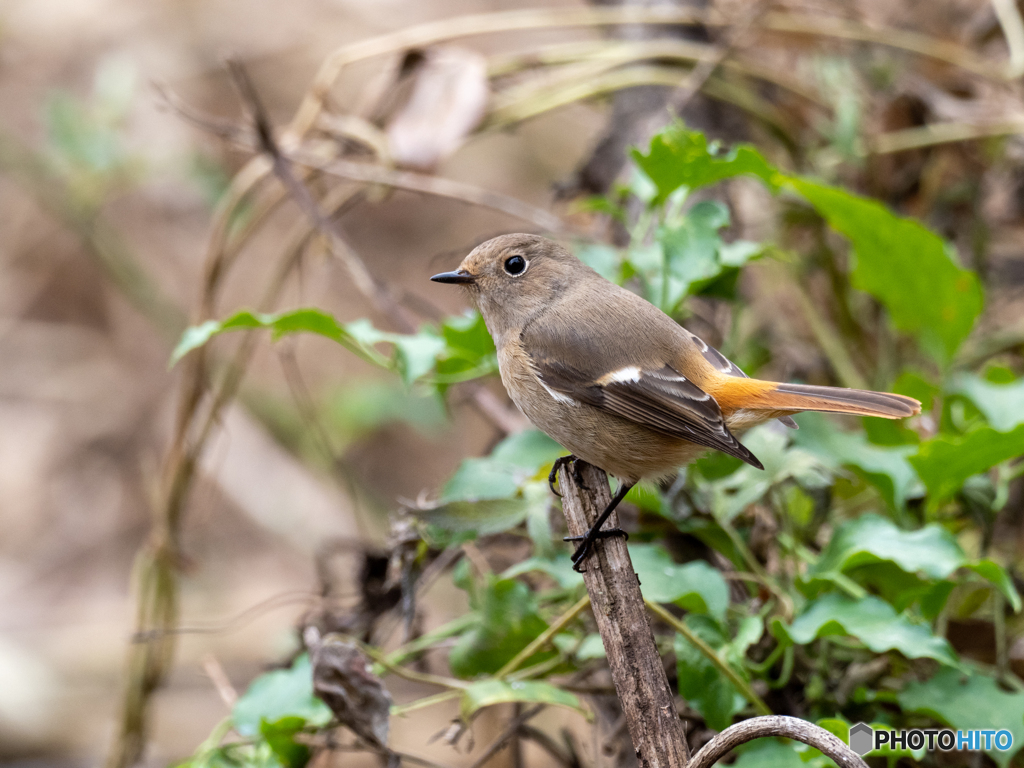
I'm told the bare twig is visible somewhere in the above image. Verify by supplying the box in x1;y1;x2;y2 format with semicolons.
201;654;239;708
226;58;419;332
557;461;688;768
688;715;868;768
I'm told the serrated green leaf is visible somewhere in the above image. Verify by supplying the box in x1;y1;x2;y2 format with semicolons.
630;544;729;620
775;593;958;665
632;124;780;203
786;178;983;362
909;424;1024;502
232;655;332;737
460;679;584;719
899;669;1024;768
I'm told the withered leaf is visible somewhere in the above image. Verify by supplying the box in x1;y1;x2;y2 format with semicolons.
311;634;392;747
386;46;488;171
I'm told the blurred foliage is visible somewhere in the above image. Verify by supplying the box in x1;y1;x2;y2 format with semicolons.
177;122;1024;768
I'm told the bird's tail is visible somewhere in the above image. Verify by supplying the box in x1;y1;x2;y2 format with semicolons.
742;381;921;419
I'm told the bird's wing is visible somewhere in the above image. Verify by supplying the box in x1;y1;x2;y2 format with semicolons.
530;353;763;469
688;331;799;430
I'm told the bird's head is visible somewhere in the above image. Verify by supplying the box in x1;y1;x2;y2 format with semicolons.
431;234;585;336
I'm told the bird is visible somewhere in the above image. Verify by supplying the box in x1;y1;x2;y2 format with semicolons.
431;234;921;571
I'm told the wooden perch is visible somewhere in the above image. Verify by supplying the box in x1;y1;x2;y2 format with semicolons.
557;460;689;768
557;460;870;768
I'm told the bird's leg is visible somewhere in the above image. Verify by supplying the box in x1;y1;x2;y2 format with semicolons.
548;454;581;497
564;480;634;572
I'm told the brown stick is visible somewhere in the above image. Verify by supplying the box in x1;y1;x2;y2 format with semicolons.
556;461;688;768
688;716;868;768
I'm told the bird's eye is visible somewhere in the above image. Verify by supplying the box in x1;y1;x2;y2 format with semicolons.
503;255;527;275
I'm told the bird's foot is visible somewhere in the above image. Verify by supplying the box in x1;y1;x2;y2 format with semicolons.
564;528;629;572
548;454;583;497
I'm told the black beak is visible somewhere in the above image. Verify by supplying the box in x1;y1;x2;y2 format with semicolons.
430;269;476;285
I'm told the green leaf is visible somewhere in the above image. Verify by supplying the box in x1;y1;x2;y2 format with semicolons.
630;544;729;620
633;124;779;204
775;593;958;665
460;679;584;719
946;373;1024;432
792;413;919;509
421;480;548;538
232;655;332;737
674;615;753;731
490;430;565;471
654;200;730;311
440;458;528;502
502;556;583;590
806;514;965;584
899;668;1024;768
965;559;1022;613
440;310;495;359
909;424;1024;502
435;310;498;386
416;498;531;536
434;431;564;506
260;716;311;768
170;309;449;386
786;178;983;362
574;242;621;282
448;577;551;678
698;425;831;522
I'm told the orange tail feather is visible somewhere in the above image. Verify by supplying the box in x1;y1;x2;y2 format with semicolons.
742;381;921;419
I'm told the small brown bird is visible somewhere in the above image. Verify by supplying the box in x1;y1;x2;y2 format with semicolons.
432;234;921;570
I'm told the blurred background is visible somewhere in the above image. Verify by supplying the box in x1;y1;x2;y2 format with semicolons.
2;0;1023;766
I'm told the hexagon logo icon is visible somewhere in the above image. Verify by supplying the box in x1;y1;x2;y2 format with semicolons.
849;722;873;755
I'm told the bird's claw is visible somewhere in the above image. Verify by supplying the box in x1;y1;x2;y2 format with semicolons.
548;455;580;497
565;528;628;572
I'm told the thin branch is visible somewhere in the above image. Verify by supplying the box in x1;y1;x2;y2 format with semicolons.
688;715;868;768
558;462;688;768
870;118;1024;154
226;58;419;332
290;148;565;234
496;593;591;678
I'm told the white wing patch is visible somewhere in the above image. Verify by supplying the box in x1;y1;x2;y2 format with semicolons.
599;366;642;385
539;378;580;406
